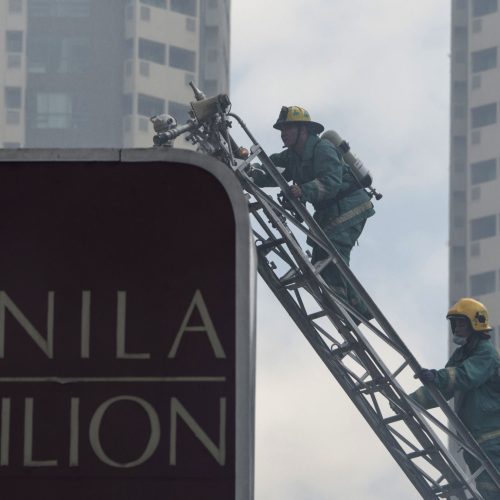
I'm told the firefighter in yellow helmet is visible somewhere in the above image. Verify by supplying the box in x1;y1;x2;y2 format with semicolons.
410;298;500;499
251;106;375;320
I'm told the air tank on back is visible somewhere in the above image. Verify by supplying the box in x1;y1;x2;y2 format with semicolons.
321;130;382;200
321;130;372;187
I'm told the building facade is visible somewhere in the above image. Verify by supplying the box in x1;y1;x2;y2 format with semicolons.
449;0;500;343
0;0;230;149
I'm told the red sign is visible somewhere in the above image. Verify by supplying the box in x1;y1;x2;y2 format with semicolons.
0;150;254;499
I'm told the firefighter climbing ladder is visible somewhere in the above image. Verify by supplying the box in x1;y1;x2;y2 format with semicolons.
152;87;500;499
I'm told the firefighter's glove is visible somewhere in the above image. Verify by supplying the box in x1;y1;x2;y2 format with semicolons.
415;368;436;384
289;184;303;199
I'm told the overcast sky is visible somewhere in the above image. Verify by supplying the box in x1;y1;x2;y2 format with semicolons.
230;2;450;499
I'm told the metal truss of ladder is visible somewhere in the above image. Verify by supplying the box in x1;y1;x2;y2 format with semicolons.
226;119;500;499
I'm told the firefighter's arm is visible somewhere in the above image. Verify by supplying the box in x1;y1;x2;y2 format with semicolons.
409;368;454;409
444;345;497;393
249;151;292;187
409;377;454;410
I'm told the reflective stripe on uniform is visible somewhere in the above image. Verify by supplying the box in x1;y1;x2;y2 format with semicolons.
325;200;373;228
310;179;329;201
446;367;456;392
413;387;429;406
477;429;500;444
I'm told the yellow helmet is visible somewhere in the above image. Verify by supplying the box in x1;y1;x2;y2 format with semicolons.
273;106;324;134
446;297;492;332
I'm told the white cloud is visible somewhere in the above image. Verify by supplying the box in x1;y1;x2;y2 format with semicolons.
231;1;451;498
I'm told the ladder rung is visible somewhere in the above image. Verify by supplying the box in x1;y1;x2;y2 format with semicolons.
383;414;405;424
257;237;286;252
406;448;434;460
308;310;327;320
330;342;355;357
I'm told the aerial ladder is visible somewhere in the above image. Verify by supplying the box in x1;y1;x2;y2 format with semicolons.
151;84;500;499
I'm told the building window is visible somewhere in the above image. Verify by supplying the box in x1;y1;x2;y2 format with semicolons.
27;35;90;74
472;47;497;73
29;0;91;18
171;0;197;16
59;37;91;73
471;103;497;128
9;0;23;14
139;38;166;65
470;214;496;241
140;0;166;7
6;31;23;52
471;158;497;184
169;101;191;122
137;94;165;117
169;46;195;71
472;0;498;16
35;92;72;128
3;142;21;148
470;270;496;296
4;87;22;108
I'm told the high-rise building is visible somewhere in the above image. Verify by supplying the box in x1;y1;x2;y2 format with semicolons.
449;0;500;343
0;0;230;149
